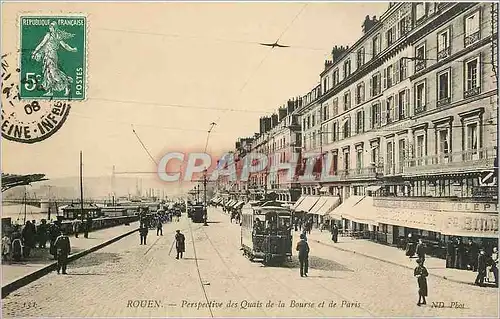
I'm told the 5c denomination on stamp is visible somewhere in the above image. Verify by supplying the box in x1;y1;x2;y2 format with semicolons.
1;14;87;144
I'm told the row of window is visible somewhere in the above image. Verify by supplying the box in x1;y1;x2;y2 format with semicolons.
320;4;483;114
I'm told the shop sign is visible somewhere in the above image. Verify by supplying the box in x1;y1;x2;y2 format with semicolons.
376;208;439;232
374;198;498;213
441;212;498;237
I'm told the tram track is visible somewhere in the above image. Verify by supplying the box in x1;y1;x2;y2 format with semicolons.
198;225;270;317
187;220;215;318
210;208;373;316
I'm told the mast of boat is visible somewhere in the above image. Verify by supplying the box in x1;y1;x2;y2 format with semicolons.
80;151;84;221
23;186;27;225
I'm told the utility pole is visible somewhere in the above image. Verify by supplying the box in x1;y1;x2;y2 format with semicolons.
80;151;84;221
203;169;208;226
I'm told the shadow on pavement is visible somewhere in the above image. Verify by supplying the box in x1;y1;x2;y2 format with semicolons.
70;252;122;268
181;257;206;261
264;256;353;272
64;273;108;276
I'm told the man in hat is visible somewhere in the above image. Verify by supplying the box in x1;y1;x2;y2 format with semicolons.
475;248;488;286
296;233;310;277
175;230;185;259
414;258;428;306
53;230;71;274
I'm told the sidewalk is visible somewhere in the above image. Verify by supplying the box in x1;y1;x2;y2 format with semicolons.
2;221;139;289
307;230;488;286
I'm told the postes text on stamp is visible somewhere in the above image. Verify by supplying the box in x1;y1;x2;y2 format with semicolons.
19;15;86;100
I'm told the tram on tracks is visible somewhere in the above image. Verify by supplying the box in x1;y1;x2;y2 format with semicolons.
240;201;293;265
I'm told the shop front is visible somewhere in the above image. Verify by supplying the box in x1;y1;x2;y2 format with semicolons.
373;198;499;255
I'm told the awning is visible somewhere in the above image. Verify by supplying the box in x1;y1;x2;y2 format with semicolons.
225;200;236;207
366;185;382;192
375;204;441;233
320;196;342;217
233;201;245;209
309;197;329;215
292;196;307;210
294;196;320;213
342;196;378;226
328;195;364;221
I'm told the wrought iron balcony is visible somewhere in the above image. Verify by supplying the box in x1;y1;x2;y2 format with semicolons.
465;31;480;47
464;86;481;99
403;147;496;176
437;47;451;60
415;59;426;72
437;97;451;107
320;165;384;182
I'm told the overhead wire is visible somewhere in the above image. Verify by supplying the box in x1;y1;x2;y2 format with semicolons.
131;125;158;165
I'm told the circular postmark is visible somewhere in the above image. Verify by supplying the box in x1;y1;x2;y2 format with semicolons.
2;52;72;144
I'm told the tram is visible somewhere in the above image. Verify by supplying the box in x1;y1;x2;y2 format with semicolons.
190;204;205;223
240;201;293;265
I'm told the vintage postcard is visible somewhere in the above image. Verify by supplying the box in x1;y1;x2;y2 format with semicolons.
1;1;499;318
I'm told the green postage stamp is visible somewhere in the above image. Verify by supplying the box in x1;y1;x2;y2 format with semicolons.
19;15;86;100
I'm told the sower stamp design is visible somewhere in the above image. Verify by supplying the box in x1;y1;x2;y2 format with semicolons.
20;16;86;100
1;14;86;144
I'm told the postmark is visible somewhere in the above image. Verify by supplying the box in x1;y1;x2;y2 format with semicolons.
1;14;87;144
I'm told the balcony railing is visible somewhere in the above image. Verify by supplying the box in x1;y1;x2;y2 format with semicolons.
320;165;384;181
464;86;481;98
465;31;480;47
437;96;451;107
437;47;451;60
403;147;496;176
415;59;426;72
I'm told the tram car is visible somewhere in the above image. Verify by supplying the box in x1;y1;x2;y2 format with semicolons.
240;201;293;265
190;204;205;223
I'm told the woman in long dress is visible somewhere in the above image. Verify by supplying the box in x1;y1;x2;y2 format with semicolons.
414;258;429;306
31;21;77;96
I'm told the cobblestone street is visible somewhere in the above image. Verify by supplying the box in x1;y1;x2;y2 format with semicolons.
2;208;498;318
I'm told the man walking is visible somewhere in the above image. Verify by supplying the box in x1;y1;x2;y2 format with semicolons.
53;231;71;274
331;224;339;243
475;249;487;286
175;230;185;259
156;218;163;236
296;233;310;277
416;239;426;262
139;223;148;245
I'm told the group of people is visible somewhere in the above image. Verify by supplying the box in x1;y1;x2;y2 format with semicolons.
1;219;67;262
293;216;313;234
445;237;498;286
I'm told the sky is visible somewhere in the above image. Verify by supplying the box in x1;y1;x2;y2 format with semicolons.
2;1;388;182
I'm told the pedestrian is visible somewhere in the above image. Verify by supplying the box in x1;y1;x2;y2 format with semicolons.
446;238;455;268
2;235;11;261
72;219;80;238
414;259;428;306
175;230;185;259
416;239;426;262
53;231;71;274
21;221;36;258
49;222;61;259
490;247;498;287
296;233;310;277
139;223;148;245
475;249;487;286
156;218;163;236
37;219;49;248
11;233;23;262
331;224;339;243
467;238;479;271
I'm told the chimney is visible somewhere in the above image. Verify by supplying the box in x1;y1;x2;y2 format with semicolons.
263;116;272;132
271;113;279;127
362;15;378;34
278;106;287;121
287;99;294;113
324;59;333;70
331;45;348;62
235;141;241;150
259;117;265;134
